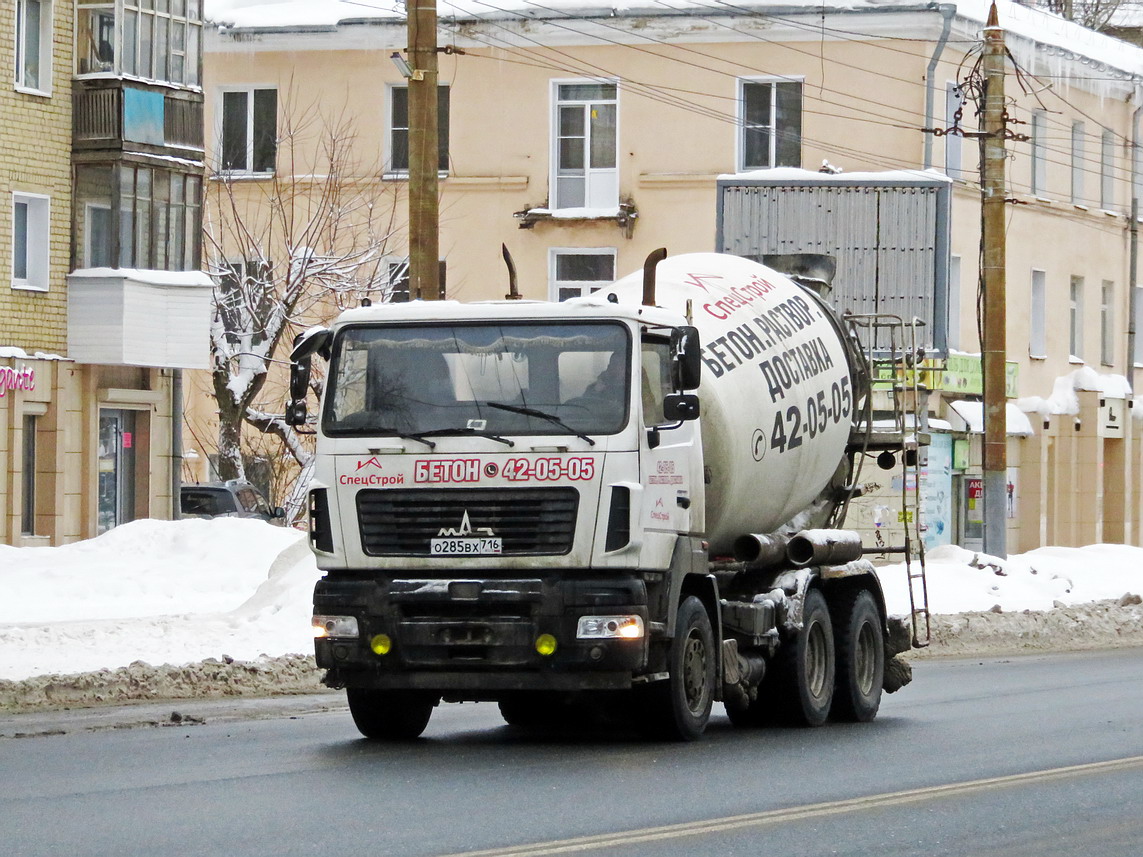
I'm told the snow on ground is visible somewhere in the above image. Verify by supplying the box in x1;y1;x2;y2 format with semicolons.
876;543;1143;616
0;519;317;682
0;519;1141;686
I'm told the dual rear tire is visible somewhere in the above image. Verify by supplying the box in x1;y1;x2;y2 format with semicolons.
727;586;884;727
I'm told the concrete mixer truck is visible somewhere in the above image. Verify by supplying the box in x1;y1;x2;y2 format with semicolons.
290;251;921;741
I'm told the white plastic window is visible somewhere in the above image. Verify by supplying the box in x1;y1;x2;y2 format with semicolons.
15;0;51;94
12;192;50;291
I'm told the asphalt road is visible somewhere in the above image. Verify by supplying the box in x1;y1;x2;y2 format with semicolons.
2;648;1142;857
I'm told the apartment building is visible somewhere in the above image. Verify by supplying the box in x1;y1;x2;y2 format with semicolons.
0;0;210;545
201;0;1143;552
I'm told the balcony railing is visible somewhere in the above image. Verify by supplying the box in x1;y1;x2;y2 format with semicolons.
74;83;204;151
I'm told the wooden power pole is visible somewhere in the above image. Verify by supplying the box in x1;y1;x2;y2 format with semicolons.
407;0;440;300
981;2;1008;558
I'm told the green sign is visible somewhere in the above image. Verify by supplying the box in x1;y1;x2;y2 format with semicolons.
873;355;1019;398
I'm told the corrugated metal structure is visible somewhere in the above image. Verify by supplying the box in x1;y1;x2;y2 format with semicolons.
716;171;952;356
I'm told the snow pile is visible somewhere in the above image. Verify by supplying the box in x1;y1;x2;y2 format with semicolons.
876;543;1143;616
0;519;320;682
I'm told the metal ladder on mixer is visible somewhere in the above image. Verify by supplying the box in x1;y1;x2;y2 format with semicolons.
842;313;932;648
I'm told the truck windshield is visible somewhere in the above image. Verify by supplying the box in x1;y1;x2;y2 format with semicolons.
323;321;631;438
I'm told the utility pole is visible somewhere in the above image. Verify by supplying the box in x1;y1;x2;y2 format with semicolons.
981;2;1008;558
407;0;440;300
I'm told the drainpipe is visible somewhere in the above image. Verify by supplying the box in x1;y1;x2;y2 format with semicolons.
1128;87;1142;394
924;4;958;170
172;368;183;520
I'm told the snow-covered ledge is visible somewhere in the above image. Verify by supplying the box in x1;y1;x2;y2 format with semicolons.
67;268;214;369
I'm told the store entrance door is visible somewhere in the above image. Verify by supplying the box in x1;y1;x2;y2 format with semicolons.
98;409;136;534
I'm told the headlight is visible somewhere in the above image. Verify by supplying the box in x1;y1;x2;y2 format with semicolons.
576;615;644;640
312;615;360;639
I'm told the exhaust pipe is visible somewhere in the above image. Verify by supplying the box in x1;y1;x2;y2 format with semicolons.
502;243;521;300
642;247;667;306
786;529;864;568
732;533;790;569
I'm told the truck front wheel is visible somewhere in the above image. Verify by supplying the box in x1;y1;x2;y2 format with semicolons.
642;595;715;741
830;588;885;722
346;687;438;740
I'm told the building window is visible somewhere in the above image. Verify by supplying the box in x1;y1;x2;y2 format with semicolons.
220;88;277;174
12;192;49;291
1071;121;1085;205
1101;280;1115;366
21;414;38;535
1030;110;1046;197
74;164;201;271
387;259;446;302
77;0;202;87
1030;269;1046;358
944;83;965;181
1070;275;1084;360
550;249;616;301
553;81;618;210
388;85;450;174
16;0;51;93
1101;130;1115;211
740;78;802;171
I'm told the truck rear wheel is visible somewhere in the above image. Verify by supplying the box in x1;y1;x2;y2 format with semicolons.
771;587;835;727
831;588;885;722
642;596;715;741
346;688;438;740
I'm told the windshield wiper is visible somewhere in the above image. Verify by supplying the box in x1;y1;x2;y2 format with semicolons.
366;429;438;450
484;402;596;447
413;426;515;447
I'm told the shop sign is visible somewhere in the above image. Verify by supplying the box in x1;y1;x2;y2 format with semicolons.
873;354;1019;398
0;363;36;398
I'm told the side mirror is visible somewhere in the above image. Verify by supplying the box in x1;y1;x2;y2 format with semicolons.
291;327;331;362
289;357;311;402
671;326;702;391
272;506;286;519
285;398;308;427
286;357;311;428
663;393;700;421
287;328;328;428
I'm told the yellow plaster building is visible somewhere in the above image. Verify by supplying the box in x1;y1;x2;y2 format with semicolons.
199;0;1143;553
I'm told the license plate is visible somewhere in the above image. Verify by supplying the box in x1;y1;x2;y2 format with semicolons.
430;537;503;556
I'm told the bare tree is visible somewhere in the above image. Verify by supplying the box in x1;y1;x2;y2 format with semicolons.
1038;0;1127;31
203;88;402;500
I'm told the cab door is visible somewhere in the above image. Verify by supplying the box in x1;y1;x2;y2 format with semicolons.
638;338;699;565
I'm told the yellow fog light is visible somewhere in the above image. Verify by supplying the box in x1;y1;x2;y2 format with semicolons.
370;634;392;655
535;634;558;656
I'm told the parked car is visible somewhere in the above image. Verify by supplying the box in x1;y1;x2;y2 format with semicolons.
180;480;285;523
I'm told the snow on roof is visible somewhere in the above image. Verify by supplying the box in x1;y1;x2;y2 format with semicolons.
205;0;1143;77
0;346;70;361
948;399;1036;436
1016;366;1133;418
720;167;953;184
69;268;215;287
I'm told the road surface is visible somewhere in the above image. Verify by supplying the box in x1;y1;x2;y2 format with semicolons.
2;648;1142;857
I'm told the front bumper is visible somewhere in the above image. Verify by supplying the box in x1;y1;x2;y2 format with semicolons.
314;574;650;693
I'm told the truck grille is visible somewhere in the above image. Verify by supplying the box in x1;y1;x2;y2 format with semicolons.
356;488;579;557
